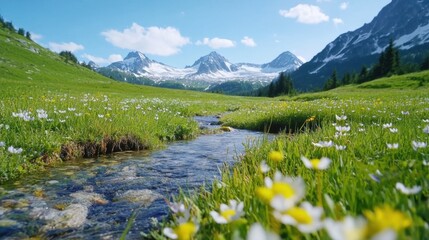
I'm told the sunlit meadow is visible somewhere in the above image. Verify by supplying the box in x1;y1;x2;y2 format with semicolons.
152;89;429;239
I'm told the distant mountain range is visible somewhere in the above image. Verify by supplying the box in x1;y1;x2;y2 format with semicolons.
95;51;303;93
292;0;429;90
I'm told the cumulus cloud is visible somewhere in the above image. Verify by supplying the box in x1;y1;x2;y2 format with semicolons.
340;2;349;10
48;42;84;53
241;36;257;47
102;23;190;56
82;53;123;65
279;4;329;24
333;18;344;26
195;37;235;49
30;32;43;42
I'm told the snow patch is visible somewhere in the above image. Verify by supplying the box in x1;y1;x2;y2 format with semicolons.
395;23;429;50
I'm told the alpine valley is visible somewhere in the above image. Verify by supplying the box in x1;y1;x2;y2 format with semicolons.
96;51;302;95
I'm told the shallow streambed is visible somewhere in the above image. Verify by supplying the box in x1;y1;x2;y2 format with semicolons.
0;116;267;239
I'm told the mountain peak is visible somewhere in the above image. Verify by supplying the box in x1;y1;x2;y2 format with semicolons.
124;51;148;60
261;51;303;72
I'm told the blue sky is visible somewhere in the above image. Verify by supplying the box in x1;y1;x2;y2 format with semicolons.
2;0;390;67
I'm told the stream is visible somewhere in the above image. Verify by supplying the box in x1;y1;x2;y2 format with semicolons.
0;116;268;239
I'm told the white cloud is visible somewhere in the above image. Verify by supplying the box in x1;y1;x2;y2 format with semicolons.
340;2;349;10
30;32;43;42
48;42;84;53
241;36;256;47
333;18;344;26
195;37;235;49
102;23;190;56
279;4;329;24
316;0;331;2
82;53;123;65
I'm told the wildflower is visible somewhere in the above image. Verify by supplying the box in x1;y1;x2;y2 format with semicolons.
163;205;198;240
364;205;411;238
37;109;48;119
260;161;270;173
389;128;398;133
8;146;23;154
163;222;198;240
168;201;186;214
68;108;76;112
423;119;429;123
268;150;284;162
256;171;305;211
210;199;244;224
382;123;393;128
98;114;104;118
335;126;351;132
358;128;365;132
412;141;427;150
324;216;367;240
273;201;324;233
423;125;429;134
0;141;5;147
312;140;333;148
335;145;346;151
401;111;409;115
300;156;331;170
246;223;280;240
335;115;347;121
395;182;422;195
386;143;399;149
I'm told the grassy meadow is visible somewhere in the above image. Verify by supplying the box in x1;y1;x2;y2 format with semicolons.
1;27;429;239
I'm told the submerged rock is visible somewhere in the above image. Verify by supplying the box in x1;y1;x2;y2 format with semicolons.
70;191;108;206
114;189;161;207
41;204;88;231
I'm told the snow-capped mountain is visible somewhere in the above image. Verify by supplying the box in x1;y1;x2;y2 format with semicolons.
261;51;303;73
100;51;302;83
292;0;429;90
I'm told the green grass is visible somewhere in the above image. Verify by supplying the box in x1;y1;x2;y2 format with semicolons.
0;27;270;182
1;26;429;239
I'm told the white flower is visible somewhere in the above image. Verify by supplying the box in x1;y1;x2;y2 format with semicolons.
68;108;76;112
386;143;399;149
423;119;429;123
335;126;351;132
168;202;186;214
423;125;429;134
389;128;398;133
210;199;244;224
358;128;366;132
401;111;409;115
423;160;429;166
37;109;48;119
324;216;367;240
98;114;104;118
260;161;270;173
335;115;347;121
382;123;393;128
412;141;427;151
8;146;23;154
247;223;280;240
395;182;422;195
300;156;331;170
256;171;305;212
0;141;5;147
312;140;333;148
273;201;324;233
335;145;346;151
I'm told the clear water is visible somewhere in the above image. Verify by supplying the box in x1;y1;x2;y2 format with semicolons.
0;116;267;239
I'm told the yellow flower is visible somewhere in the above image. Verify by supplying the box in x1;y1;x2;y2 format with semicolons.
163;222;197;240
364;205;411;236
273;201;324;233
256;171;305;211
268;150;284;162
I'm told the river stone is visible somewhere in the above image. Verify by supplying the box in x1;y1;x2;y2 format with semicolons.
70;191;108;206
114;189;161;207
42;204;88;231
0;219;20;227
